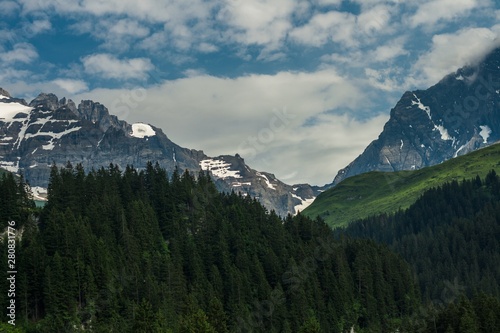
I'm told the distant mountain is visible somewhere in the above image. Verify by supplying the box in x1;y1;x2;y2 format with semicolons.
304;142;500;227
331;46;500;186
0;89;320;216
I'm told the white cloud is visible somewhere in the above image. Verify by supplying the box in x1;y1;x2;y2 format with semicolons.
72;69;375;184
351;0;401;9
19;0;213;23
315;0;342;6
52;79;88;94
357;4;394;37
25;19;52;35
82;53;154;80
71;18;150;52
409;0;489;28
290;11;357;47
253;113;388;185
365;67;405;91
0;1;19;16
197;42;218;53
290;5;397;48
219;0;296;50
408;27;500;87
0;43;38;64
137;31;169;52
369;37;408;62
108;19;149;38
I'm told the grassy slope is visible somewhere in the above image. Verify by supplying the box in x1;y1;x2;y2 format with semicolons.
303;143;500;228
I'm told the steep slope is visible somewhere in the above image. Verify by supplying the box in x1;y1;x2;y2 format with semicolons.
332;46;500;186
200;154;322;216
0;90;319;216
304;142;500;227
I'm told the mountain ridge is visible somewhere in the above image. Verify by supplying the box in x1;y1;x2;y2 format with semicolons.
304;141;500;227
331;47;500;186
0;89;320;216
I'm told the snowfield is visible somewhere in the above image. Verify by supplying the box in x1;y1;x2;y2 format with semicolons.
131;123;156;138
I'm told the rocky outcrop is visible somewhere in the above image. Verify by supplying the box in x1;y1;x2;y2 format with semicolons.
332;47;500;186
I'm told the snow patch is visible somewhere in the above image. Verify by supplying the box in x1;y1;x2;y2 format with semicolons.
454;144;467;157
200;159;242;179
0;161;19;173
31;186;48;201
412;94;455;143
435;125;454;141
131;123;155;138
257;172;276;190
39;126;82;150
479;125;491;143
292;193;315;214
400;139;404;150
411;94;431;120
456;74;464;81
0;95;8;100
0;101;31;122
232;181;252;187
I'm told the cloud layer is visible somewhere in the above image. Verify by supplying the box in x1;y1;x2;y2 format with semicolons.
1;0;499;184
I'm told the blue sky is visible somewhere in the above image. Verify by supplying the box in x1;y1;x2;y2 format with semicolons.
1;0;499;185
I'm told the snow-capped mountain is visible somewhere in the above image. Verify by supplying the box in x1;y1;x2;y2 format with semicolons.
332;46;500;186
199;154;322;216
0;88;319;216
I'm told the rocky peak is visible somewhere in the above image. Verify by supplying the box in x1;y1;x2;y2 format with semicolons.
77;100;124;132
0;88;11;98
29;93;61;111
331;46;500;186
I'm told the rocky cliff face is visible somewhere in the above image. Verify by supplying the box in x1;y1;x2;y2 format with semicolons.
332;47;500;186
0;90;319;216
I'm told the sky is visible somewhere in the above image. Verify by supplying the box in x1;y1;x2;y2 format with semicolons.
1;0;500;186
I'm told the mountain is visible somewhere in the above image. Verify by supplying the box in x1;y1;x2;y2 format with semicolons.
304;141;500;227
331;47;500;186
0;89;320;216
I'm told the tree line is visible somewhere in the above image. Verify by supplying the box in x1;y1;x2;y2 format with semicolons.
1;163;419;332
339;170;500;332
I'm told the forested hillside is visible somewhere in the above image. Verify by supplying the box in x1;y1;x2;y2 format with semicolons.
338;171;500;329
0;164;419;332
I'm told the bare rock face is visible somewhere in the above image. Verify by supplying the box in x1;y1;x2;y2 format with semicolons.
332;47;500;186
0;90;320;216
0;88;11;98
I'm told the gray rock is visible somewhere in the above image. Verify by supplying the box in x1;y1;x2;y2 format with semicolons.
1;91;320;216
332;47;500;186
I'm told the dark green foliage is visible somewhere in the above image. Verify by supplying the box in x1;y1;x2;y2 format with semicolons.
405;294;500;332
340;171;500;302
0;164;419;332
0;173;34;229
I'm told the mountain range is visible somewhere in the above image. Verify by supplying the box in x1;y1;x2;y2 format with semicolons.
0;88;320;216
1;46;499;217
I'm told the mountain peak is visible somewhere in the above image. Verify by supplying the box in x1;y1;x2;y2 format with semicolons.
29;92;61;110
331;46;500;186
0;88;11;98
